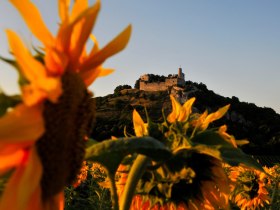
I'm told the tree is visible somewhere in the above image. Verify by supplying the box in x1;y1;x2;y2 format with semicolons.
114;85;132;95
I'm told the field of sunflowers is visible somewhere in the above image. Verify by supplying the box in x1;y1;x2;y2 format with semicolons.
0;0;279;210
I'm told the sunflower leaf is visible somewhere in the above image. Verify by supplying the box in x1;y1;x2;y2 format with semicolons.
0;56;29;86
220;147;264;171
0;92;21;117
191;130;233;148
85;136;171;174
191;130;264;171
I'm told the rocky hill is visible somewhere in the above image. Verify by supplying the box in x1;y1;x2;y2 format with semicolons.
91;81;280;158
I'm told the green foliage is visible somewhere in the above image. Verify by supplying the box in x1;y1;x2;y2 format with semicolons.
0;91;21;117
64;167;111;210
134;79;140;89
114;85;132;96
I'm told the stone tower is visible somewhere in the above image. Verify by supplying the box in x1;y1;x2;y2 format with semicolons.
178;67;185;80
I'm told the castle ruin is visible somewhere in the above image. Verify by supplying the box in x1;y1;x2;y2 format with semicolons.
139;68;185;91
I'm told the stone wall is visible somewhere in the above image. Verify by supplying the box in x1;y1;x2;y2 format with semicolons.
140;81;168;91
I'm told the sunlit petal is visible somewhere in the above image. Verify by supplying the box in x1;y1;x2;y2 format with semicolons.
6;30;46;82
201;105;230;130
70;0;89;21
0;103;44;142
79;66;102;87
0;147;43;210
133;109;147;137
44;47;68;76
89;34;100;56
58;0;70;22
70;1;101;68
80;24;132;71
167;95;181;123
178;97;195;121
9;0;54;47
0;149;25;175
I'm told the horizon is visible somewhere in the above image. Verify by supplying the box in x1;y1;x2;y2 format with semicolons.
0;0;279;114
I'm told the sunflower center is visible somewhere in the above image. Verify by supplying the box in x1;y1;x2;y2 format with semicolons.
36;71;95;200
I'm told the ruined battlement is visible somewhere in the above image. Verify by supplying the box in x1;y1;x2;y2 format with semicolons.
139;68;185;91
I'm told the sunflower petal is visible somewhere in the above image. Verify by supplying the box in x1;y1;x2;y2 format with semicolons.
9;0;54;47
6;30;63;104
80;24;132;71
99;68;115;77
133;109;147;137
178;97;196;121
167;95;181;123
6;30;46;82
0;149;25;175
79;66;102;87
0;103;44;142
89;34;100;56
0;147;43;210
70;1;101;67
201;105;230;130
70;0;89;21
58;0;70;22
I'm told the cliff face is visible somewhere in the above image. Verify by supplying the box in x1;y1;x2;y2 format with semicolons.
91;81;280;156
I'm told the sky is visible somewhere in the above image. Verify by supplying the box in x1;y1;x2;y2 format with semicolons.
0;0;279;113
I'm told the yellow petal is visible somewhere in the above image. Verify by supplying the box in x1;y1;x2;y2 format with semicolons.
167;95;181;123
182;97;195;114
70;0;89;21
0;143;33;156
6;30;46;82
80;24;132;72
58;0;70;22
6;30;63;104
0;103;44;142
133;109;147;137
89;34;100;56
21;79;62;106
0;149;25;175
201;104;230;130
9;0;54;47
0;147;43;210
99;68;115;77
80;66;114;86
79;66;102;87
70;1;101;67
44;47;69;76
178;97;195;121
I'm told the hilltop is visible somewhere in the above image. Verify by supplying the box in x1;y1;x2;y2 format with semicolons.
91;79;280;159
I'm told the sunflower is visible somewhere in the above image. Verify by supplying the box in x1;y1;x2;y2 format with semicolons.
228;166;270;210
114;96;232;210
0;0;131;209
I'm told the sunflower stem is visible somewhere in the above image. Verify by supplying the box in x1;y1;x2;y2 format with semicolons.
119;155;150;210
108;172;119;210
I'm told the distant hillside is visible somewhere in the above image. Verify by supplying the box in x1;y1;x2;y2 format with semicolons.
91;81;280;156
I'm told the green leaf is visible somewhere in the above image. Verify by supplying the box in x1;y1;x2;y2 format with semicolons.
220;148;264;171
191;130;233;148
85;136;171;174
0;92;21;117
0;56;29;86
85;138;98;148
191;130;264;171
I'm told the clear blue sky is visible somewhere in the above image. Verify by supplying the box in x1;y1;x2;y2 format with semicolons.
0;0;279;113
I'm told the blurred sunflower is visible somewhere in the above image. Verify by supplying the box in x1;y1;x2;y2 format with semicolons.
115;96;232;210
0;0;131;209
228;166;270;209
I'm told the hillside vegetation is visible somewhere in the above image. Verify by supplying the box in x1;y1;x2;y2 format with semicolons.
91;81;280;156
